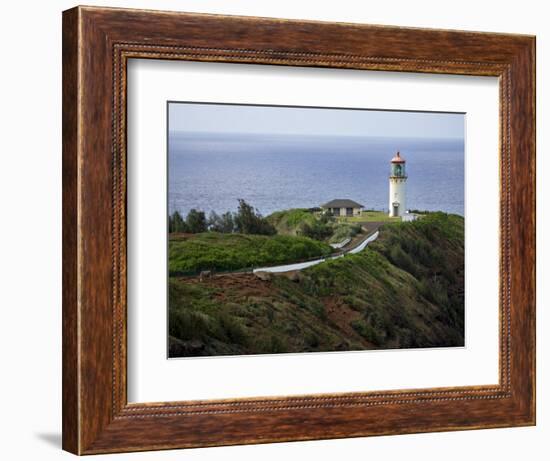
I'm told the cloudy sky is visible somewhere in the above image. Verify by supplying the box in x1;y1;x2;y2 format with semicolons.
168;102;464;139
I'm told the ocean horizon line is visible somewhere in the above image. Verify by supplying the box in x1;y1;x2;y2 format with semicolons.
168;130;465;142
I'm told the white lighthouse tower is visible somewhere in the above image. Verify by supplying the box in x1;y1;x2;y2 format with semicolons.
388;151;407;217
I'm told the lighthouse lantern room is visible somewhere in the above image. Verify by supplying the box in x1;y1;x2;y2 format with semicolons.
388;151;407;218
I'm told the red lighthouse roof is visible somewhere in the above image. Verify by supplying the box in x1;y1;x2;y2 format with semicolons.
391;151;406;163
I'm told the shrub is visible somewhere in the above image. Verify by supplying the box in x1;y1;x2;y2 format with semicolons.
299;220;333;241
350;320;382;345
169;308;212;341
217;312;249;345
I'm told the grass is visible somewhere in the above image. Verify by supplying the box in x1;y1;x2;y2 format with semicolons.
169;232;332;274
336;210;402;223
168;212;465;357
267;208;318;235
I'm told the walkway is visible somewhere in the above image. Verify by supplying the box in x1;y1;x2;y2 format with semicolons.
253;229;380;274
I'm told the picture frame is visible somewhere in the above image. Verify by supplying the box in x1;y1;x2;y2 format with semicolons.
62;5;535;455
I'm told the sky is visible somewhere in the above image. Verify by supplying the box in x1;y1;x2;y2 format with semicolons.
168;102;464;139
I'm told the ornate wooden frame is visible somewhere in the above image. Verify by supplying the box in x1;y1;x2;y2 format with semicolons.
62;5;536;455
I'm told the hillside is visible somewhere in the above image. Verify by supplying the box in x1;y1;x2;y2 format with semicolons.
169;232;332;275
169;212;464;357
267;208;318;236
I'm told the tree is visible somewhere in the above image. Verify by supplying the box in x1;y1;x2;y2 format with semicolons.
186;209;207;233
169;211;187;233
208;211;222;232
234;199;276;235
220;212;236;233
208;211;235;233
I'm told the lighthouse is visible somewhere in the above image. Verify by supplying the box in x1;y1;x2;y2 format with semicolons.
388;151;407;217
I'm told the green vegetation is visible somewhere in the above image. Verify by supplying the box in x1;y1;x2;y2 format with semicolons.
300;218;334;241
208;211;235;233
337;210;401;223
168;210;188;233
171;204;405;242
267;208;320;236
267;208;364;243
169;199;275;236
169;232;333;274
306;212;464;347
328;222;362;244
168;212;465;356
233;199;276;235
186;209;208;233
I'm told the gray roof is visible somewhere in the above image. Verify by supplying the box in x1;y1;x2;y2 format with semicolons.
321;199;364;209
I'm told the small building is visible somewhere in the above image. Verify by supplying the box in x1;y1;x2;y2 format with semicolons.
321;199;364;217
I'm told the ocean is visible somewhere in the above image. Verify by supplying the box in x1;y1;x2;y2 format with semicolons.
168;132;464;217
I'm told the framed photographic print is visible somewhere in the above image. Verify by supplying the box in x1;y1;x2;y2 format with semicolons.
62;6;535;455
165;102;465;359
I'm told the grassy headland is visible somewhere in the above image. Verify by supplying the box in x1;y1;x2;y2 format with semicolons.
169;232;332;274
168;212;464;357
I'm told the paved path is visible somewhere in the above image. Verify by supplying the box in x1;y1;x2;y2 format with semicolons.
253;229;380;274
